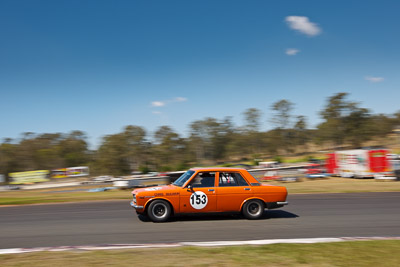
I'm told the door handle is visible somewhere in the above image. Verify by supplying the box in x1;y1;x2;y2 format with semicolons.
208;189;215;192
244;188;250;191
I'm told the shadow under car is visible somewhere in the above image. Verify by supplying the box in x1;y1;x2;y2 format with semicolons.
137;210;299;223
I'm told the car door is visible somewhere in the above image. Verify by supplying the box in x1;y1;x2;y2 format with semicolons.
216;171;253;212
179;171;217;213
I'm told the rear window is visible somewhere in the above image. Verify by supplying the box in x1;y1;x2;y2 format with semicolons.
219;172;249;187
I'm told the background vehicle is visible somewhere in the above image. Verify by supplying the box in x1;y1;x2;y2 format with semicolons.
305;163;328;178
51;166;89;178
326;149;392;178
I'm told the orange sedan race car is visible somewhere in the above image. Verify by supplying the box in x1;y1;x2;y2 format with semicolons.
130;167;288;222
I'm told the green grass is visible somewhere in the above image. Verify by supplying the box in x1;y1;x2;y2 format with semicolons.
266;176;400;194
0;190;130;205
1;240;399;266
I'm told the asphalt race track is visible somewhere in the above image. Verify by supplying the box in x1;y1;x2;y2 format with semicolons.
1;192;399;249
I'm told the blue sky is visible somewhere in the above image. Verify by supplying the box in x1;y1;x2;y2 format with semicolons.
1;0;399;147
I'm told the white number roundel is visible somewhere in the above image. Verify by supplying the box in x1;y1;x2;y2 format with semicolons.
189;191;208;209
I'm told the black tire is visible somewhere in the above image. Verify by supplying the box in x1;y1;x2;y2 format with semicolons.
242;199;265;220
137;214;150;222
147;200;172;222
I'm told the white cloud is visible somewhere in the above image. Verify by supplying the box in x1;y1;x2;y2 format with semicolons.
151;97;188;108
174;97;187;102
151;101;165;107
286;48;300;56
285;16;322;36
365;76;384;83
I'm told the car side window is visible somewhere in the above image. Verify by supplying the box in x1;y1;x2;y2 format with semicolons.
189;172;216;188
219;172;249;187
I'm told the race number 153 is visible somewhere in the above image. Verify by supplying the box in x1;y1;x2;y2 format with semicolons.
190;191;208;209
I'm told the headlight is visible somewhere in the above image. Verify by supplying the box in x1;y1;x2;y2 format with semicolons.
132;194;136;203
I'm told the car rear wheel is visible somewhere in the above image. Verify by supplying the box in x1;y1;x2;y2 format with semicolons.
242;199;264;220
147;200;171;222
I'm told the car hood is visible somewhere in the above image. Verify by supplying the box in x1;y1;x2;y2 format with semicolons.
131;184;178;194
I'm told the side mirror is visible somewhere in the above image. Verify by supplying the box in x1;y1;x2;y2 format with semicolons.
187;184;193;191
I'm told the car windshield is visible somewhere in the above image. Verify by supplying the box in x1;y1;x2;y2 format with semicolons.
172;170;195;187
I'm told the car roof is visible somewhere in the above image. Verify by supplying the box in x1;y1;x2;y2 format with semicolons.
189;167;247;172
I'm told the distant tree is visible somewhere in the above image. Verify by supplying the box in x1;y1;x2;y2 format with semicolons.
0;141;18;181
96;133;131;176
343;107;372;147
59;131;89;167
394;111;400;124
294;115;309;148
369;113;398;137
153;126;186;170
271;100;294;130
243;108;262;155
270;99;294;154
16;133;38;171
0;131;90;175
189;117;234;163
317;92;373;148
123;125;148;171
317;93;348;147
262;129;280;155
294;115;307;131
94;126;148;175
243;108;261;133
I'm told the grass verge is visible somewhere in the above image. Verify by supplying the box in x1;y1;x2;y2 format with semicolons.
0;188;131;205
1;240;400;267
267;176;400;194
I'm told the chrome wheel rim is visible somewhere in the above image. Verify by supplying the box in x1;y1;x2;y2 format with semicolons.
248;202;262;216
153;203;167;218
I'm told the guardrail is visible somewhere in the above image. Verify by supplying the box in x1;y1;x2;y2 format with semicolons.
113;165;311;189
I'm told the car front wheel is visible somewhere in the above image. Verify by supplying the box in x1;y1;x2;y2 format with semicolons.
242;199;264;220
147;200;171;222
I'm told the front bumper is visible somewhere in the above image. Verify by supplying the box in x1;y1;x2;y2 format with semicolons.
130;201;144;210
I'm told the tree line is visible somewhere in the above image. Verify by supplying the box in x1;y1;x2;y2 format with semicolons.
1;92;400;178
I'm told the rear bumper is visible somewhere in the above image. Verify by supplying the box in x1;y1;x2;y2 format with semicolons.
266;201;288;209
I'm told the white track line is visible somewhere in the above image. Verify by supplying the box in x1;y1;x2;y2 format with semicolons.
1;237;399;255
